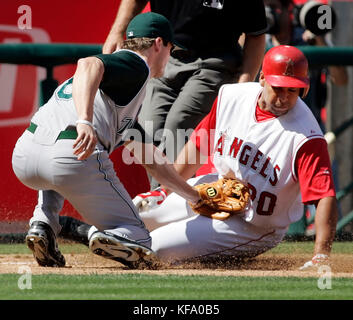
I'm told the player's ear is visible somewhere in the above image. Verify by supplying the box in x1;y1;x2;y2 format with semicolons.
154;37;163;52
259;72;265;87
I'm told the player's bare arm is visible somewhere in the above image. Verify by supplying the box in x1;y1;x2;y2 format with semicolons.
124;140;201;205
299;196;338;270
154;139;207;196
103;0;149;54
174;140;207;181
238;34;266;83
72;57;103;160
313;196;338;255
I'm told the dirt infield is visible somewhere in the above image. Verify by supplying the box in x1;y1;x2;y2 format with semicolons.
1;252;352;278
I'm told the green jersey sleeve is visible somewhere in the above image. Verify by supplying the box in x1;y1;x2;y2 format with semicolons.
95;50;149;106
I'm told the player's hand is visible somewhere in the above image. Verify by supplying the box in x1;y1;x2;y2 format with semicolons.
102;33;124;54
299;253;329;270
73;123;98;160
132;187;167;212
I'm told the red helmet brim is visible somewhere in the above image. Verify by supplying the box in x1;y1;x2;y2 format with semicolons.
265;74;310;88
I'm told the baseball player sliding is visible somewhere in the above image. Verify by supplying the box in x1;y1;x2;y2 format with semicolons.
133;45;338;269
11;13;201;269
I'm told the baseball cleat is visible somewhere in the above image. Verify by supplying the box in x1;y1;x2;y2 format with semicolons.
59;216;90;246
89;231;158;269
26;221;66;267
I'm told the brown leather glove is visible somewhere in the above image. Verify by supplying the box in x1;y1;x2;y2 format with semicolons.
189;178;250;220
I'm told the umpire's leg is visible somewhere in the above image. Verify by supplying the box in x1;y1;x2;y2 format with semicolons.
162;54;240;162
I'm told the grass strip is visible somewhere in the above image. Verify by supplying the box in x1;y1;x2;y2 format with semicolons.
0;274;352;300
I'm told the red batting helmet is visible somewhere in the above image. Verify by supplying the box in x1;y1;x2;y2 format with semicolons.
262;45;310;97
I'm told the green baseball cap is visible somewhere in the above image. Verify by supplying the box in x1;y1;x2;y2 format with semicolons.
126;12;185;49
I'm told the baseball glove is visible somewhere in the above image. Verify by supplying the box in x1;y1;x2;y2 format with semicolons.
189;178;250;220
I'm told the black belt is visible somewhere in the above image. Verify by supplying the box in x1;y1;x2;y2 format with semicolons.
27;122;78;140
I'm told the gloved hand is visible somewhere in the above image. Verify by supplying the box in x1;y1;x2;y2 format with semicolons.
132;187;167;212
299;253;329;270
189;177;250;220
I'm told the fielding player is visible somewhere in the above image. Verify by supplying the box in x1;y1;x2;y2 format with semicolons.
11;13;201;268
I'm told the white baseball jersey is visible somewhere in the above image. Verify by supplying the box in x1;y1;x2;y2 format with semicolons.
212;82;324;230
31;49;150;154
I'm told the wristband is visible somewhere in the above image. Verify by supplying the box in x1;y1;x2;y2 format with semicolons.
312;253;329;263
76;119;94;128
